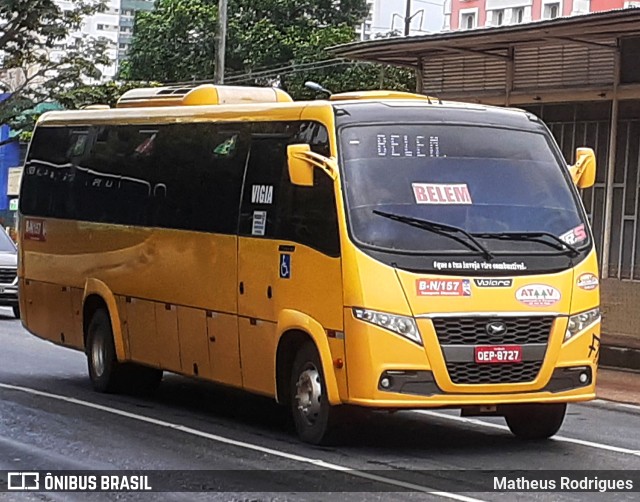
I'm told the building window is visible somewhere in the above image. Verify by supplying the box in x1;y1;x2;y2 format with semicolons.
494;9;504;26
544;3;560;19
513;7;524;23
461;13;476;29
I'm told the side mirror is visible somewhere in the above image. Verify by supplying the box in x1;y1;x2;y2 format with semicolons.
569;147;596;188
287;144;314;187
287;143;338;187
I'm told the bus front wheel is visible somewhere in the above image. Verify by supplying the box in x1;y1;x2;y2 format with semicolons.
504;403;567;440
290;342;340;445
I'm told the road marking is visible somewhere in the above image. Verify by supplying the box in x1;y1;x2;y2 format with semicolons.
412;410;640;457
592;398;640;412
0;383;483;502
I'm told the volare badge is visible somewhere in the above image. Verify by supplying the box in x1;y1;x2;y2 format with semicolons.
516;284;561;307
474;278;513;288
577;273;599;291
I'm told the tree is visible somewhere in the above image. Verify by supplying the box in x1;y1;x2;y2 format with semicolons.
0;0;110;142
123;0;415;97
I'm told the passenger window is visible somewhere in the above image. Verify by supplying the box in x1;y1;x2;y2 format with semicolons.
239;123;340;257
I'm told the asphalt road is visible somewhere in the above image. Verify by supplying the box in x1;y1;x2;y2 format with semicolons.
0;307;638;501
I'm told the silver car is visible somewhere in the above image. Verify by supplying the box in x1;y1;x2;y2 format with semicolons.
0;229;18;318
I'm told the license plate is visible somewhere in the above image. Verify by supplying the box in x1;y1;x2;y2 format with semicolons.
474;345;522;364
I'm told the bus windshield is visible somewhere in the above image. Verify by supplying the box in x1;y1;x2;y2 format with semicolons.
340;124;589;256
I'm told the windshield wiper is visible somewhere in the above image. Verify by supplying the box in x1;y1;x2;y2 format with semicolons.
471;231;580;256
373;210;494;260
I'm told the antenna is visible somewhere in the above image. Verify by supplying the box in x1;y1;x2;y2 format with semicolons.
305;81;333;96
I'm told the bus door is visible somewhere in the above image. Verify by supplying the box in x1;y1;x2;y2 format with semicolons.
237;135;289;395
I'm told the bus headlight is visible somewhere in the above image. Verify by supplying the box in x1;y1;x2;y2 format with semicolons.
353;308;422;345
565;307;600;342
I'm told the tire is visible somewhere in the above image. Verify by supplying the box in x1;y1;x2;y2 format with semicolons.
86;308;163;395
290;342;342;445
12;305;19;319
505;403;567;440
86;308;124;393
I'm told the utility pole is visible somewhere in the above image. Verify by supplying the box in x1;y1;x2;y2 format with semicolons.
214;0;228;84
404;0;412;36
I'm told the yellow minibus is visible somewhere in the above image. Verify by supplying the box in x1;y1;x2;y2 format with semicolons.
18;84;600;444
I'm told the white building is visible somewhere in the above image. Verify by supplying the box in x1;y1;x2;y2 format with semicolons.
51;0;121;81
356;0;446;40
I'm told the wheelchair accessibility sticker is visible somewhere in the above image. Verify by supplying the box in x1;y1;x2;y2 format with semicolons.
280;254;291;279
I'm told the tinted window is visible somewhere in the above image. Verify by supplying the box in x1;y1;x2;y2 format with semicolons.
238;122;339;256
22;123;248;234
21;127;84;219
21;120;338;255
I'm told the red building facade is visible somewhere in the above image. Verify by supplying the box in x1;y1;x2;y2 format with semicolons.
445;0;638;31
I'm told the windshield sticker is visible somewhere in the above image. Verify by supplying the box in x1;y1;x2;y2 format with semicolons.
577;273;599;291
251;211;267;236
560;224;587;246
434;260;527;272
474;278;513;288
416;278;472;297
413;183;472;205
251;185;273;205
376;134;441;158
515;284;561;307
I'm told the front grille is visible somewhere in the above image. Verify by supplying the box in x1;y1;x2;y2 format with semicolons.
0;268;16;284
432;316;554;345
447;361;543;384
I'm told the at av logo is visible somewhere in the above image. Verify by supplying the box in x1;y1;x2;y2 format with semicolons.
515;284;561;307
7;472;40;490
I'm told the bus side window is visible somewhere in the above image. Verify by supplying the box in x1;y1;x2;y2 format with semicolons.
238;123;340;257
239;136;288;238
151;123;248;234
278;122;339;257
21;126;78;220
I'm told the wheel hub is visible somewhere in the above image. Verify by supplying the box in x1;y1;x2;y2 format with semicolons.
91;333;105;378
294;366;322;425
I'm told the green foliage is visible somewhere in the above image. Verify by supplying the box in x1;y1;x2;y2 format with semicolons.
122;0;217;81
124;0;416;96
0;0;111;140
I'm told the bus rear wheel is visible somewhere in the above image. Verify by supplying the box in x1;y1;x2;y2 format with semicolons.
87;308;125;393
290;342;340;445
86;309;162;395
504;403;567;440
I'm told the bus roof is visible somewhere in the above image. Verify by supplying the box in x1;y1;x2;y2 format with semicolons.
35;85;533;128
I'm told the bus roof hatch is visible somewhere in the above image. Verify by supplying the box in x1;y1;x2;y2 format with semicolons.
116;84;293;108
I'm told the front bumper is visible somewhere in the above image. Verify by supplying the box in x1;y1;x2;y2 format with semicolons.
0;284;18;307
343;309;600;408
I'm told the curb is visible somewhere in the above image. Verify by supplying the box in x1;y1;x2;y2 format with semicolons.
599;345;640;372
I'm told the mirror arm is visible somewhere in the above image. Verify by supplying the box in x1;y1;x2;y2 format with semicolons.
569;156;586;184
293;151;338;180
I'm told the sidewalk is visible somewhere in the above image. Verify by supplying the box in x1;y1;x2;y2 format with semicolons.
600;332;640;372
596;368;640;406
